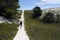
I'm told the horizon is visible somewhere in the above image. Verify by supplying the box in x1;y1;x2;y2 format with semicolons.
18;0;60;10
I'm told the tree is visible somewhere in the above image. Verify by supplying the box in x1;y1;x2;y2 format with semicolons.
0;0;19;19
32;6;42;19
42;12;54;23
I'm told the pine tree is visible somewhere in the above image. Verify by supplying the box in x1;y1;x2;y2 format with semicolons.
32;6;42;19
0;0;19;19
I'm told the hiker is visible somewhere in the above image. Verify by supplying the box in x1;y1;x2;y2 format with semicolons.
20;21;22;25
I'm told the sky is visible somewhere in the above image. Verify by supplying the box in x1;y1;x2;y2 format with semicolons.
18;0;60;10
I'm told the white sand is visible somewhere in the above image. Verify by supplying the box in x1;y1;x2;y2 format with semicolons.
0;17;12;24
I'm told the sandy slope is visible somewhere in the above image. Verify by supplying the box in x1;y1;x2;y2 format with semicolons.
0;17;12;24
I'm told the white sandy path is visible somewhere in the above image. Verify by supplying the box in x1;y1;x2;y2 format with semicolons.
13;10;29;40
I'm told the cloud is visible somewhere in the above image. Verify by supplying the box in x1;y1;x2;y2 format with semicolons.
36;1;46;6
36;0;60;6
42;0;60;4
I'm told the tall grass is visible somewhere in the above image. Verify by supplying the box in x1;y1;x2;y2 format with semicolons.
24;10;60;40
0;23;18;40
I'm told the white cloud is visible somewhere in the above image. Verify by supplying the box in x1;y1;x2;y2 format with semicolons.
42;0;47;1
36;0;60;6
42;0;60;4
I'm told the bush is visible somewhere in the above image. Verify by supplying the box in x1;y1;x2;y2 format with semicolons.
42;12;54;23
32;6;42;19
55;13;60;23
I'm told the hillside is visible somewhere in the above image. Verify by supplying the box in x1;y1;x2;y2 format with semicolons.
39;7;60;19
24;7;60;40
42;7;60;14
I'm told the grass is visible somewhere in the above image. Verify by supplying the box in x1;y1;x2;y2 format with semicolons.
24;10;60;40
0;23;18;40
0;10;22;40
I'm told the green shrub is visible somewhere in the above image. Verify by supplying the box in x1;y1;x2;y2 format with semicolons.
32;6;42;19
42;12;54;23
